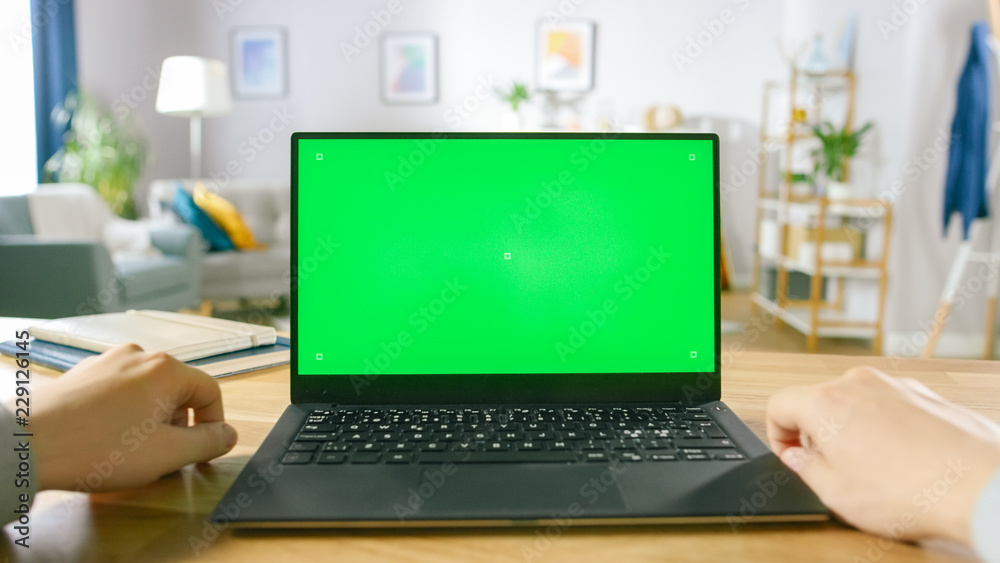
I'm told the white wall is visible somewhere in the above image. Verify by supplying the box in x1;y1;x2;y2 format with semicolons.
76;0;787;285
75;0;998;354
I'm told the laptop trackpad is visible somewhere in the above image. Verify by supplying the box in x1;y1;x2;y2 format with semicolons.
420;465;628;519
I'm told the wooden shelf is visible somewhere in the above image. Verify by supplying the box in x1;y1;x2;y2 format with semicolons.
751;294;878;340
759;255;882;279
752;67;890;354
758;198;890;218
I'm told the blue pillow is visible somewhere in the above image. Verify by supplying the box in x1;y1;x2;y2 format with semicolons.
170;184;235;251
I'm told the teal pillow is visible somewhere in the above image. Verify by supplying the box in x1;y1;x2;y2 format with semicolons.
171;184;235;251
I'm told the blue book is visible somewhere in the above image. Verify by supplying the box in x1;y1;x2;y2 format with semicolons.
0;336;290;378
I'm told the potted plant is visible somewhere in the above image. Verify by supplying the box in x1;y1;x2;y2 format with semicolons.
43;91;149;219
811;120;873;200
496;81;531;131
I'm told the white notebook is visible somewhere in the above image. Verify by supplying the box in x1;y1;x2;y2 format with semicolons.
30;310;277;362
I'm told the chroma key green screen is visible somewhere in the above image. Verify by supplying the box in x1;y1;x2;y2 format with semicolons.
295;135;716;376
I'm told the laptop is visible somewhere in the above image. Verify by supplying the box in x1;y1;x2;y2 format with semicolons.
212;132;827;527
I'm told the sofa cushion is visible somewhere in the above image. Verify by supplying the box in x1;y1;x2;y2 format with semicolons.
0;195;33;235
171;184;235;252
192;182;261;250
117;256;193;301
200;248;290;298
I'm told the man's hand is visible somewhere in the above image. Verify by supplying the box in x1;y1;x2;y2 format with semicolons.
767;366;1000;546
27;344;238;492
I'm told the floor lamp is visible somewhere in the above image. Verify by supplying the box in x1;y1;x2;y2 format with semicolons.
155;56;232;179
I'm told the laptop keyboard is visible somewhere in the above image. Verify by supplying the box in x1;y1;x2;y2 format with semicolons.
280;406;744;465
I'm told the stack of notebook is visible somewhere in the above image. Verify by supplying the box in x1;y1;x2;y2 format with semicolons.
0;310;289;378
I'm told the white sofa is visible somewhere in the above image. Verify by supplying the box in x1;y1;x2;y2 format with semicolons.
147;179;291;303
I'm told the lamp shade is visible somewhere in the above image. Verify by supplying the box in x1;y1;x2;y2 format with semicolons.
155;56;232;117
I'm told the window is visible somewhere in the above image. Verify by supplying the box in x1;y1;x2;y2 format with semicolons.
0;0;38;196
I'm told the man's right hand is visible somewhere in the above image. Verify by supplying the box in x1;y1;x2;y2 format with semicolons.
767;366;1000;545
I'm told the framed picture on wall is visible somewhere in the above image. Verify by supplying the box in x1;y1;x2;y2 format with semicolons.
381;33;438;104
231;27;287;98
536;20;595;92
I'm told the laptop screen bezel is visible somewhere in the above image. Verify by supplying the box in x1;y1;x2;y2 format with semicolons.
290;132;721;405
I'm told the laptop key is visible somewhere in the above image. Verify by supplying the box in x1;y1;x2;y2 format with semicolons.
418;451;577;464
351;452;380;464
639;439;671;450
583;451;609;462
386;453;413;464
647;453;679;461
323;442;350;452
700;423;729;439
617;452;643;462
296;433;333;441
318;453;347;464
289;442;319;452
712;450;745;461
281;452;313;464
676;438;734;449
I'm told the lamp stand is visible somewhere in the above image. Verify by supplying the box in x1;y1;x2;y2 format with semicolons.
189;115;202;179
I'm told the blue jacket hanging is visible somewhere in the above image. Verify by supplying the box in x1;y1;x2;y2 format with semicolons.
943;21;993;240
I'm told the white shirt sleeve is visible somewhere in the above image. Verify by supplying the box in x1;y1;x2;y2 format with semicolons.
973;468;1000;563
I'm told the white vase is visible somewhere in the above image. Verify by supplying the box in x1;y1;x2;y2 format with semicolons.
500;109;523;131
826;180;853;200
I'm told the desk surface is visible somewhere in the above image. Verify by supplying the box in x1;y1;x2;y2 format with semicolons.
1;347;997;562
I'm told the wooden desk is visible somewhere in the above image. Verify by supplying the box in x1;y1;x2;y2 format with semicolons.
1;351;997;562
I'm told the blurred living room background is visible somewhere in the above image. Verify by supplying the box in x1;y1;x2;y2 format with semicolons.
2;0;999;360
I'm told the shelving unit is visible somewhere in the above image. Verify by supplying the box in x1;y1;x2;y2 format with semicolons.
750;68;892;353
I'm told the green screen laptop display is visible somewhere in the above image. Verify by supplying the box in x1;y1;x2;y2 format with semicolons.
296;136;716;376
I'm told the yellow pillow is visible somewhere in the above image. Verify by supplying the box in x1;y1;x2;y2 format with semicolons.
192;183;263;250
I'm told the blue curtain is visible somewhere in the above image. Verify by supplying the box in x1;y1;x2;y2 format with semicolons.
31;0;78;181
